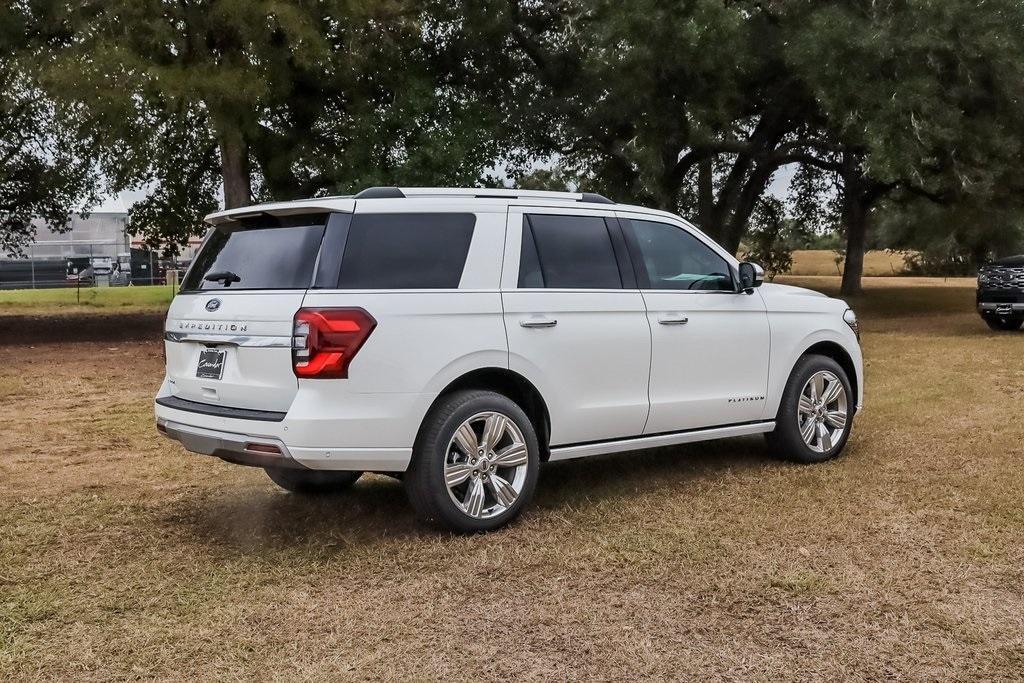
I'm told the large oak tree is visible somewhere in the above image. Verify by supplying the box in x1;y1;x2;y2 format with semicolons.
0;3;102;256
44;0;511;249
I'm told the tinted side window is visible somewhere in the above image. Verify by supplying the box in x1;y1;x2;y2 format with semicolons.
518;218;544;288
337;213;475;289
623;219;733;291
523;214;622;289
181;214;328;291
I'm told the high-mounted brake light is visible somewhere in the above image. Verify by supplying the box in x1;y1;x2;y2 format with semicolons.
292;308;376;379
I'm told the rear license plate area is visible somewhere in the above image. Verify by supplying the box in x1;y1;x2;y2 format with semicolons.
196;349;226;380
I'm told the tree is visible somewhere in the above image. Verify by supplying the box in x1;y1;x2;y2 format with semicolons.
488;0;827;253
44;0;512;249
48;0;344;210
740;196;807;281
878;197;1024;276
494;0;1024;288
0;3;102;256
780;0;1024;294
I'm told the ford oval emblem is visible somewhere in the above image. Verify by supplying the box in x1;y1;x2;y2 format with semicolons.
205;298;221;312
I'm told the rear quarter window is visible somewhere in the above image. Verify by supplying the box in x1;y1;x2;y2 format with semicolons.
336;213;476;289
181;214;328;291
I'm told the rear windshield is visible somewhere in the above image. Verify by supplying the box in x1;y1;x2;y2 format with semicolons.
181;214;327;292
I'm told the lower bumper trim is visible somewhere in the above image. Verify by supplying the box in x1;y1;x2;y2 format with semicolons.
978;302;1024;314
157;418;306;469
155;395;287;422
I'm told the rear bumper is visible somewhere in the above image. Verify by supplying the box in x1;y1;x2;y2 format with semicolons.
156;409;412;471
154;384;415;472
157;418;304;469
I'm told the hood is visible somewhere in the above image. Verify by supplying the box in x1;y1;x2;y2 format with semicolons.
987;255;1024;267
759;282;828;298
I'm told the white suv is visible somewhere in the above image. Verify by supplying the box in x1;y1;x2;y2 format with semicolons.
156;187;863;532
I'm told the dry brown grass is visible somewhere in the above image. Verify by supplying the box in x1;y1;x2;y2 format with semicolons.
789;250;910;277
2;277;1023;680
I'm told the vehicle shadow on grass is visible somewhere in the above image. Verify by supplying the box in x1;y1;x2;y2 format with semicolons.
163;436;772;553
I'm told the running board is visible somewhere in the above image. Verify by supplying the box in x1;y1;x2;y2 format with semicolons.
548;421;776;462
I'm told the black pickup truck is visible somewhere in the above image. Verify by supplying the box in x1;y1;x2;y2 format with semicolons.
977;255;1024;330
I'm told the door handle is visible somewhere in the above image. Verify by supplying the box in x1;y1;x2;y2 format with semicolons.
658;315;689;325
520;318;558;328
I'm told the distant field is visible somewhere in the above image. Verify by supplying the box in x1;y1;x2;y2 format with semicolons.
788;249;910;276
0;285;175;315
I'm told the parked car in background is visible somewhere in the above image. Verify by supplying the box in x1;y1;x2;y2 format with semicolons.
155;188;863;532
90;256;113;277
977;255;1024;331
66;256;93;284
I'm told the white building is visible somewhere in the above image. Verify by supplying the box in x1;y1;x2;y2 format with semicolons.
1;197;202;288
27;197;132;260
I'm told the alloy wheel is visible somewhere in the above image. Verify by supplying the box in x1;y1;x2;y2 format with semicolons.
797;370;848;453
444;411;530;519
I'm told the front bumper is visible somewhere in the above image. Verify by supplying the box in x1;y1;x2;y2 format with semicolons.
977;301;1024;315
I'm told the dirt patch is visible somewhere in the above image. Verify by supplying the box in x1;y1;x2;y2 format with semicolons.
0;312;165;346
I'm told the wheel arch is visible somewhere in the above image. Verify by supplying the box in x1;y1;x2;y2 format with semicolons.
802;341;859;406
419;367;552;461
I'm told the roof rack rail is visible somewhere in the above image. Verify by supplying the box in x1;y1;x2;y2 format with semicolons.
579;192;614;205
352;186;616;204
354;187;405;199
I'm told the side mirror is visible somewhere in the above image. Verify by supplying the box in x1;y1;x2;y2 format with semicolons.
737;262;764;292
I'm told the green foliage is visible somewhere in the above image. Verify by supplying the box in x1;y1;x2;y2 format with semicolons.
877;197;1024;275
784;0;1024;201
740;197;796;281
6;0;1023;269
0;3;103;256
493;0;814;253
42;0;514;249
127;108;221;256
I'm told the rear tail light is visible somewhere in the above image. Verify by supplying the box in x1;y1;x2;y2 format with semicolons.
292;308;376;379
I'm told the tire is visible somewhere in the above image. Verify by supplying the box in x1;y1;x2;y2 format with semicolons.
404;390;540;533
264;467;362;494
984;316;1023;331
766;354;854;464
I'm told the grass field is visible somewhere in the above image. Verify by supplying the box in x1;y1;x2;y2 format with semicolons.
2;277;1022;680
0;284;176;315
787;249;910;277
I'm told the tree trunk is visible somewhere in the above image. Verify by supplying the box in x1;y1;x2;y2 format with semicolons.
840;193;867;296
721;161;779;256
696;158;714;228
219;132;252;209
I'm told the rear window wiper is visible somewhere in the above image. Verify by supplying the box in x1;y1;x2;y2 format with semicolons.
204;270;241;286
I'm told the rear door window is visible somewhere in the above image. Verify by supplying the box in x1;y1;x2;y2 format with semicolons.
520;214;623;289
336;213;475;289
181;214;328;291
